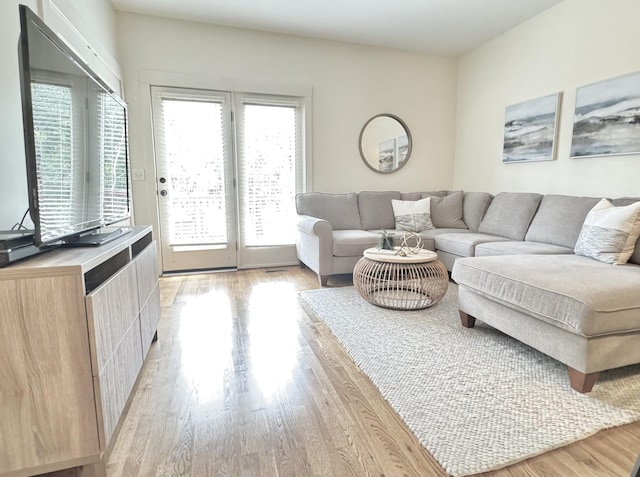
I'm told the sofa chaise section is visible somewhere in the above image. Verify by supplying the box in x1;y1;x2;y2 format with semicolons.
452;253;640;392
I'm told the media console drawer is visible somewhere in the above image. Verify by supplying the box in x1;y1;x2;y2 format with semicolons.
86;259;140;375
140;282;161;358
93;316;144;449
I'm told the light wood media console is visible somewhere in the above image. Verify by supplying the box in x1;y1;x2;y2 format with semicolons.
0;225;161;477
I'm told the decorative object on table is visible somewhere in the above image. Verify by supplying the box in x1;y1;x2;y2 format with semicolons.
397;231;423;256
359;113;412;174
502;92;561;163
570;70;640;158
377;230;395;250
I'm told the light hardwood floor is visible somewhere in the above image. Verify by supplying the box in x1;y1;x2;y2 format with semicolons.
102;266;640;477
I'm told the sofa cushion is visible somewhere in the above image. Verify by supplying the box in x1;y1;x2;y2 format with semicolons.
475;241;574;256
462;192;493;232
452;254;640;337
295;192;361;230
478;192;542;240
428;190;467;229
574;198;640;265
391;197;434;232
435;232;510;257
401;192;424;201
416;228;473;251
358;191;401;231
525;195;600;248
421;190;449;198
612;197;640;265
401;190;448;201
332;230;379;257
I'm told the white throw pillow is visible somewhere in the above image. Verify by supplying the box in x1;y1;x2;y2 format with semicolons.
391;197;434;232
574;198;640;265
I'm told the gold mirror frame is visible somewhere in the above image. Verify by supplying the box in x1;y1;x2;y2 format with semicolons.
358;113;412;174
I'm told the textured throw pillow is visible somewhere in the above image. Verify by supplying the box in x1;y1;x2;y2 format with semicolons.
391;197;434;232
574;198;640;265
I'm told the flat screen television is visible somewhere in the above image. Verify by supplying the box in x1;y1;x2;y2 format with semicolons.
18;5;131;247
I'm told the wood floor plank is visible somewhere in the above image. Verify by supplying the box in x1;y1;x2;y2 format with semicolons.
95;266;640;477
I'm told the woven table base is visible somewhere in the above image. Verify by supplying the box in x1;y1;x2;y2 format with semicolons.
353;256;449;310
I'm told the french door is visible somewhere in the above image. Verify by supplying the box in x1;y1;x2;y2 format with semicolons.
151;86;303;273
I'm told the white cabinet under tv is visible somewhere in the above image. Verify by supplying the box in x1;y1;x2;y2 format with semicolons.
0;225;161;477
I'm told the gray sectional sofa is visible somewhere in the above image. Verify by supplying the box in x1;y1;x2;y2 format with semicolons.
294;190;601;281
295;190;640;392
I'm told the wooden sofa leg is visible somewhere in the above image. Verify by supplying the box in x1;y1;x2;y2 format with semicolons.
319;274;328;286
459;310;476;328
568;367;599;393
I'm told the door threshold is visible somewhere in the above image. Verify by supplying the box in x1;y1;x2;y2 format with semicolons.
162;267;237;277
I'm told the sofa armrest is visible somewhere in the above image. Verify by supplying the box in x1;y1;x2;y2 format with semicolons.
297;214;333;238
296;215;334;277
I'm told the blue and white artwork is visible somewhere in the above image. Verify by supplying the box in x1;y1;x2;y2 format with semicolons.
571;70;640;158
503;93;560;163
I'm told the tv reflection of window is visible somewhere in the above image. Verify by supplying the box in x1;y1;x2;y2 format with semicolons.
31;79;129;239
31;82;77;231
96;90;128;223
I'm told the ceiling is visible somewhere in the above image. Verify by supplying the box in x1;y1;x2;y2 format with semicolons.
109;0;563;56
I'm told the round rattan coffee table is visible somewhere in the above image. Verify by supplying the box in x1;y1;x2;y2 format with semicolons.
353;248;449;310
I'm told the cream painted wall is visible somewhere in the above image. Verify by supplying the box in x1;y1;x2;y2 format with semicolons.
0;0;120;229
453;0;640;197
0;0;37;229
115;13;458;231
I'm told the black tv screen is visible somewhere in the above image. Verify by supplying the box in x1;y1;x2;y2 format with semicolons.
18;5;131;246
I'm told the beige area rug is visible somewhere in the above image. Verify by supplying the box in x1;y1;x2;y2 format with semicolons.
299;284;640;477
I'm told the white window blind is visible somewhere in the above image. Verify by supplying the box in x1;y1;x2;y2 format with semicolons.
158;97;229;246
237;100;300;247
31;82;75;230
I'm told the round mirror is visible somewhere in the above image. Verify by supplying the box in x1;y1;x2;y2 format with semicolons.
359;113;412;173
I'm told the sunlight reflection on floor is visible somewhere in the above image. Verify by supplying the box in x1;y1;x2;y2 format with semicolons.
247;281;300;401
177;289;233;403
